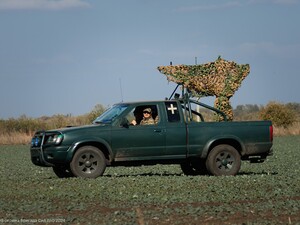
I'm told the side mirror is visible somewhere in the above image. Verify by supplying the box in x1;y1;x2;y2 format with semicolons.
120;118;129;128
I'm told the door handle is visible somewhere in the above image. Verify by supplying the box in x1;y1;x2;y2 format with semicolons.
154;129;162;133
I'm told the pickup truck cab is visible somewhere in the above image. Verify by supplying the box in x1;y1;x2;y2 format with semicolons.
30;92;273;178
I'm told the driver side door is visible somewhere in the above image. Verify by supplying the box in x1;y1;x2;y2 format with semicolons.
111;104;166;161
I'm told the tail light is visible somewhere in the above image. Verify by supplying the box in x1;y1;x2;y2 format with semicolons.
269;125;273;142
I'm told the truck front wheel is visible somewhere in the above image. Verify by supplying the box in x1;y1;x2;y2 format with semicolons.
52;166;74;178
70;146;106;178
206;144;241;176
181;159;208;175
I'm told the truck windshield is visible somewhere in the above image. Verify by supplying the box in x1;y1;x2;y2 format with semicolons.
93;104;128;124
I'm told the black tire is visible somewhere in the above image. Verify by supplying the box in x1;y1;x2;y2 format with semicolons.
52;166;74;178
70;146;106;178
206;144;241;176
181;159;209;176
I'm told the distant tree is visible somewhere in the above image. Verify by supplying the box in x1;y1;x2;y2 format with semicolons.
259;102;296;127
86;104;106;123
246;104;260;113
233;104;262;121
52;114;68;129
286;103;300;115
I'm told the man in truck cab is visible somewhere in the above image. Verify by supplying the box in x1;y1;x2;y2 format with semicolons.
131;107;155;125
140;108;155;125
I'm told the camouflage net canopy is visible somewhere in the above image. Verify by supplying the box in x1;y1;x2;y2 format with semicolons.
157;57;250;121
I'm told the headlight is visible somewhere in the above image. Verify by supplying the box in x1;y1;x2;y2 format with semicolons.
46;133;64;145
31;137;41;147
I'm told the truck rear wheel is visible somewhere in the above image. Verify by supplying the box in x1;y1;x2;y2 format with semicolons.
70;146;106;178
206;144;241;176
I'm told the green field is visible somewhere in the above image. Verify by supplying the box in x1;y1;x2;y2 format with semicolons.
0;136;299;225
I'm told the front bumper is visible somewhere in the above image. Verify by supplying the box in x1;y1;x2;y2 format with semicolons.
31;147;53;167
30;131;69;167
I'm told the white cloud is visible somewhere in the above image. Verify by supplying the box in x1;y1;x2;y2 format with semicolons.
0;0;90;10
175;1;241;12
248;0;299;5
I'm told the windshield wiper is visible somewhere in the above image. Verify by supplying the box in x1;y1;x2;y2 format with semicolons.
93;119;112;125
93;121;103;124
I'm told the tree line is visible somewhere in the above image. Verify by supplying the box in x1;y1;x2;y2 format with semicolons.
0;102;299;136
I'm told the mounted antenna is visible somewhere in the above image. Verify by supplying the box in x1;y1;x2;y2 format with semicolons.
119;78;124;102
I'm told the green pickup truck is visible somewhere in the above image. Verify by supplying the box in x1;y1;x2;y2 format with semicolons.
30;91;273;178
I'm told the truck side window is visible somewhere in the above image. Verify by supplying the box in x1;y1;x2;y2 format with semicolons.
165;102;180;122
129;105;159;125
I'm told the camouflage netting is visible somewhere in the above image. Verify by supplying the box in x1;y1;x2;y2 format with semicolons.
157;57;250;121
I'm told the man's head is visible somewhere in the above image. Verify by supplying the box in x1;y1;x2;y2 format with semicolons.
143;108;152;118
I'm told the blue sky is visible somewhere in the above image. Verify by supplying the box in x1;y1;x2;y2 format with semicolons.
0;0;299;118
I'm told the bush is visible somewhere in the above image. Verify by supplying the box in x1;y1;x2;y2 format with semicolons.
0;115;43;135
86;104;106;123
234;104;261;121
0;104;107;137
259;102;296;128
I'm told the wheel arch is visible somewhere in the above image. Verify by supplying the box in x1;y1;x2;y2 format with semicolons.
66;139;113;164
201;136;246;159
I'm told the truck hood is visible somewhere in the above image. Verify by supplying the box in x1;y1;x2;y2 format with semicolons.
48;124;109;133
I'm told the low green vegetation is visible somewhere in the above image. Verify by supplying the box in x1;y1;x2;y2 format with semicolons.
0;136;299;224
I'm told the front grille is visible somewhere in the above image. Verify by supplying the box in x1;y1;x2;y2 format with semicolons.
30;131;54;167
31;131;45;147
